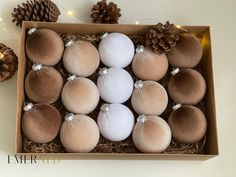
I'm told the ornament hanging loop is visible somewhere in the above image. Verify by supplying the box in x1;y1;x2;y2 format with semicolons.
67;75;77;81
23;102;33;111
65;113;75;121
101;32;108;40
137;115;147;123
172;103;182;110
32;63;42;71
65;40;73;47
99;67;108;76
28;27;37;35
134;80;143;89
171;67;180;75
136;45;145;54
100;104;110;112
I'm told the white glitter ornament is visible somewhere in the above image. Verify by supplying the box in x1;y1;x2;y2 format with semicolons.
97;67;133;103
97;103;135;141
98;33;135;68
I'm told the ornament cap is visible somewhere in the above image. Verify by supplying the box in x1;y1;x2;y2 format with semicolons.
28;28;37;35
99;67;108;76
101;32;108;40
65;113;75;121
32;63;42;71
65;40;73;47
67;75;77;81
23;102;33;111
171;68;180;75
172;103;182;110
134;80;143;89
136;45;145;54
137;115;147;123
100;104;110;112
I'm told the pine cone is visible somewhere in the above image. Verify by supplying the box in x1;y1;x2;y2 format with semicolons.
145;21;180;54
91;0;121;24
12;0;60;27
0;44;18;82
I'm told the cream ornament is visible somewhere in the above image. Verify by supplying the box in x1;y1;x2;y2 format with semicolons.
98;32;135;68
132;45;169;81
60;113;100;152
63;40;100;77
97;104;135;141
97;67;133;103
131;80;168;115
132;115;172;153
61;76;99;114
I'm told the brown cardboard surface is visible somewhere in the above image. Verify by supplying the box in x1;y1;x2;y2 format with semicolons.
15;21;218;160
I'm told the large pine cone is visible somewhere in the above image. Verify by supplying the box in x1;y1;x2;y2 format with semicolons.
146;21;180;54
12;0;60;27
91;0;121;24
0;44;18;82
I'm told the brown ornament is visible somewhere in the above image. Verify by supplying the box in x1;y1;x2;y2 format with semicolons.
0;43;18;82
168;105;207;144
145;21;180;54
22;103;62;143
26;28;64;66
91;0;121;24
25;64;63;103
12;0;60;27
166;33;203;68
168;68;206;105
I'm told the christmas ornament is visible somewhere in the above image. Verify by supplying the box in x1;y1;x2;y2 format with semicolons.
63;40;100;77
0;43;18;82
25;64;63;103
132;45;168;81
22;102;62;143
98;33;134;68
146;21;180;54
168;104;207;143
61;76;99;114
12;0;60;27
91;0;121;24
97;67;133;103
166;33;203;68
131;80;168;115
60;113;99;152
132;115;171;153
97;104;134;141
168;68;206;104
26;28;64;66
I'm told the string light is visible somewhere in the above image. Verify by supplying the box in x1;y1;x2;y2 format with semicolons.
176;24;188;32
135;21;139;25
0;52;4;58
67;10;74;16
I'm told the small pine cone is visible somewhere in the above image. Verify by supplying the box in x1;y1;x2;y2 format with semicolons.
91;0;121;24
145;21;180;54
12;0;60;27
0;44;18;82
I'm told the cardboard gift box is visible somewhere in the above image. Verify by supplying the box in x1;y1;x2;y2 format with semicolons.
15;21;218;160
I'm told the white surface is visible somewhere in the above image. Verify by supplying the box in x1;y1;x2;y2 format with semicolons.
0;0;235;176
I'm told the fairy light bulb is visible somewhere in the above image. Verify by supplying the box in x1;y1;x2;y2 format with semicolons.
67;10;74;16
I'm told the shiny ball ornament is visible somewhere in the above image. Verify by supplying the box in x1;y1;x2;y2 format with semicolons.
98;33;135;68
25;64;63;103
168;104;207;143
26;28;64;66
61;76;99;114
60;113;99;152
166;33;203;68
168;68;206;104
97;67;133;103
131;80;168;115
132;115;171;153
132;45;168;81
63;40;100;77
22;103;62;143
97;104;135;141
